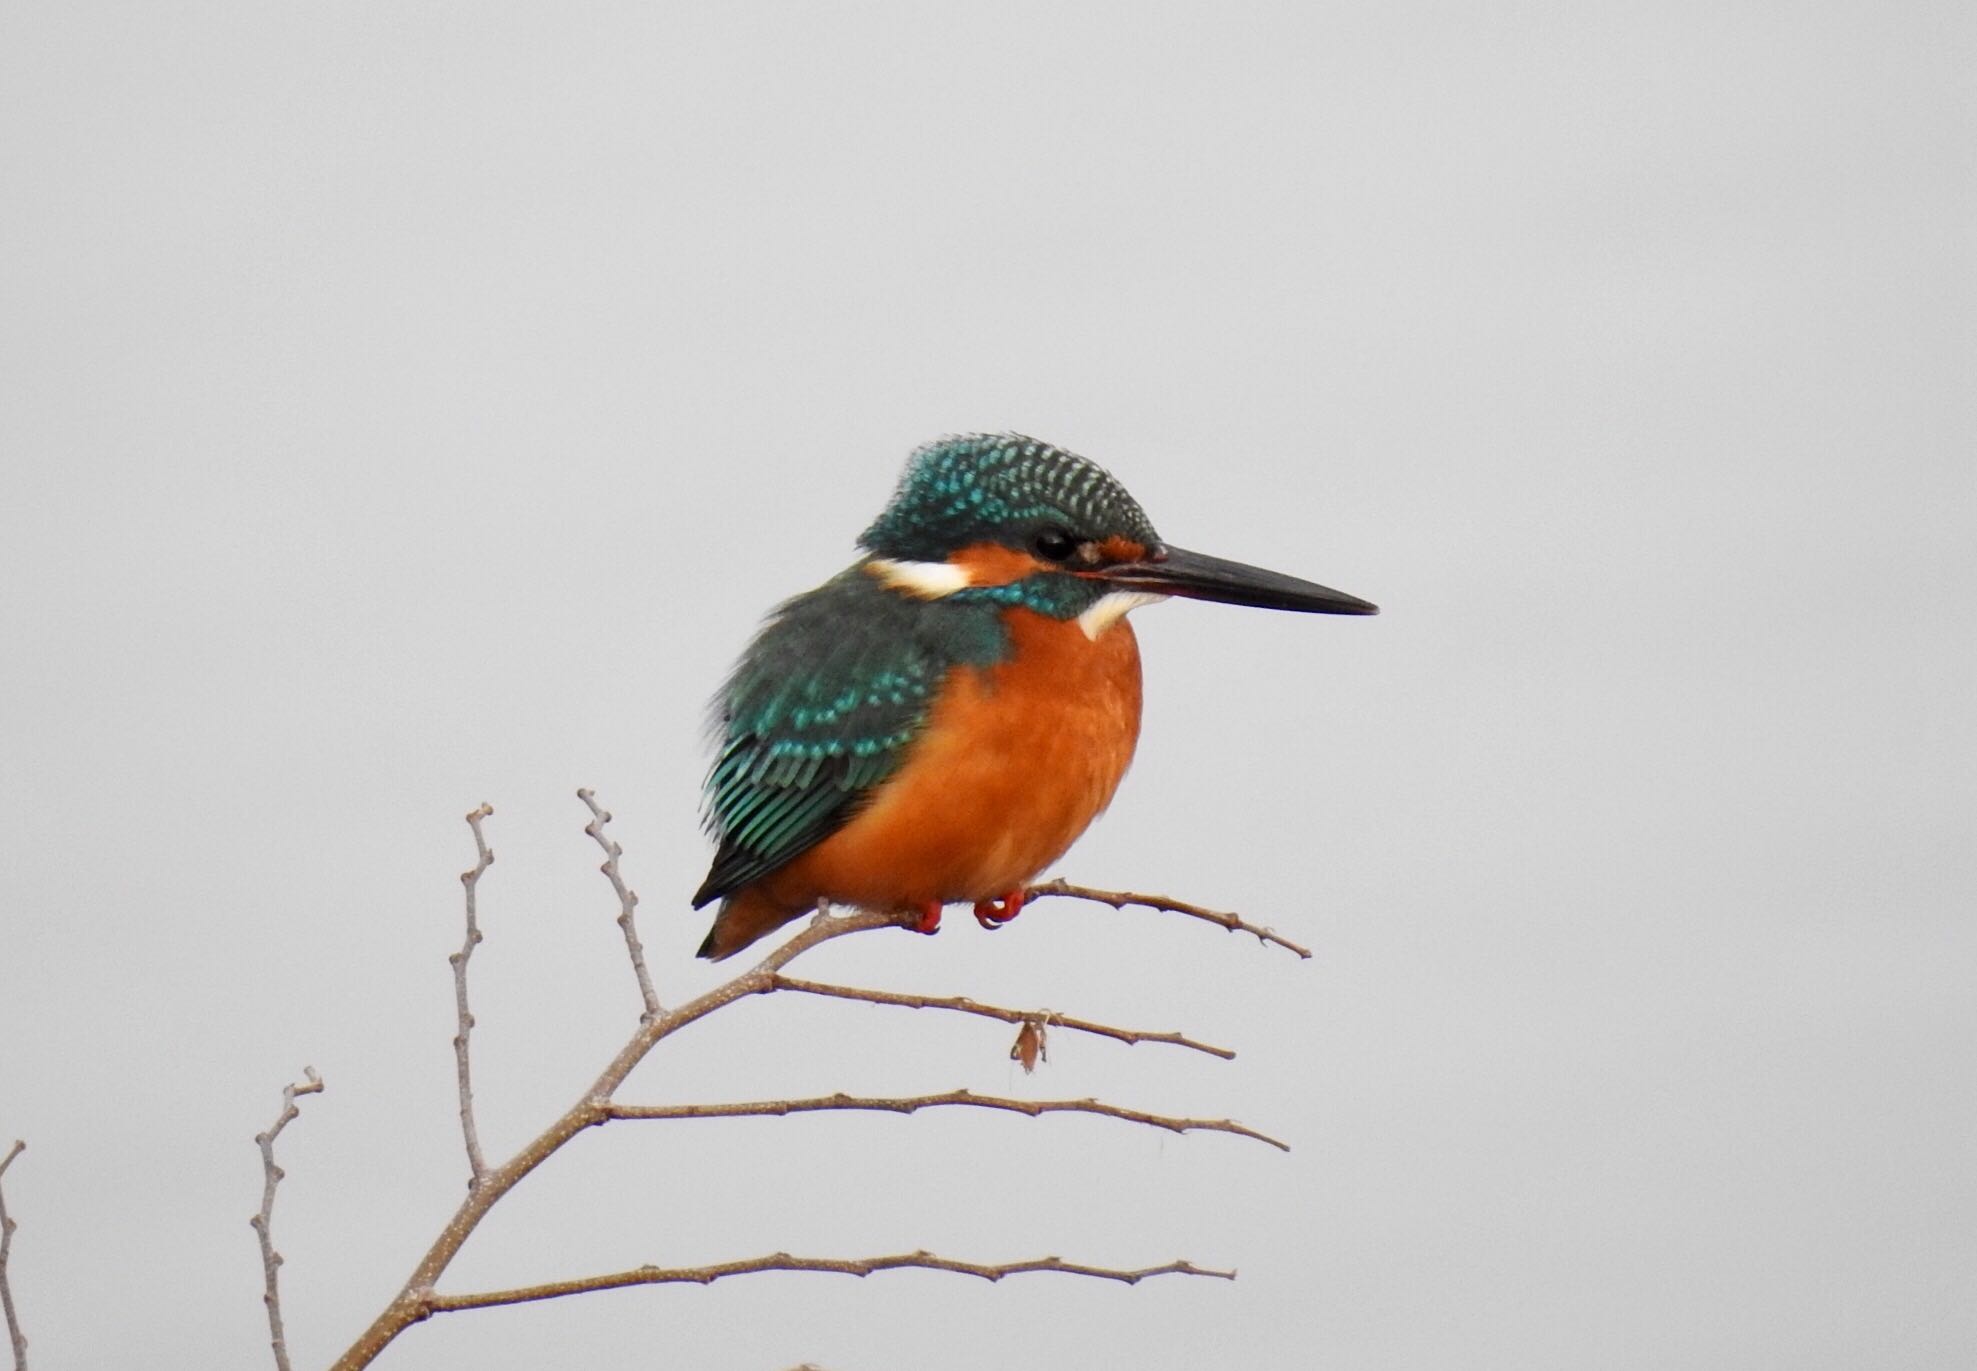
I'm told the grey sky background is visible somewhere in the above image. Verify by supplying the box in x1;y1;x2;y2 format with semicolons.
3;3;1973;1367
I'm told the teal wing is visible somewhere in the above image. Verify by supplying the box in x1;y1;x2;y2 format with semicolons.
692;569;950;907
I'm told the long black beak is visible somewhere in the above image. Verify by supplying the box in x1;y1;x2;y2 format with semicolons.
1092;543;1378;615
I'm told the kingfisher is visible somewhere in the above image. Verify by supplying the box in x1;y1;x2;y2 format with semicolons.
692;433;1376;961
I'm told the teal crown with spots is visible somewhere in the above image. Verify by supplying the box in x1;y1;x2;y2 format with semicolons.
858;433;1162;562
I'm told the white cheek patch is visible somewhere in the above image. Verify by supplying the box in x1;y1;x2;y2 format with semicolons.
868;558;972;598
1078;590;1168;640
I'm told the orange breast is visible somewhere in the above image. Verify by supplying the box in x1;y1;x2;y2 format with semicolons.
758;607;1144;911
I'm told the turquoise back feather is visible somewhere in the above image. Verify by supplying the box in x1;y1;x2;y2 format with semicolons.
693;566;1008;905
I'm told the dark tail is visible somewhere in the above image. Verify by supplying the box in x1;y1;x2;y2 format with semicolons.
696;886;807;961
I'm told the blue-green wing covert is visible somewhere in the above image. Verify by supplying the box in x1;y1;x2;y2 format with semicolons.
694;568;959;907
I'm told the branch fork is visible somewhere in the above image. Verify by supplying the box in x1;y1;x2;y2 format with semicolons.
1;1139;27;1371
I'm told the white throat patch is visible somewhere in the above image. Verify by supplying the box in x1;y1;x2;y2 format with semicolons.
867;558;971;599
1077;590;1168;640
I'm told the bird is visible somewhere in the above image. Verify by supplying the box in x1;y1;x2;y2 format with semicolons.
692;433;1376;961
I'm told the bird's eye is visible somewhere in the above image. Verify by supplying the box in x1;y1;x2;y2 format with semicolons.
1031;527;1078;562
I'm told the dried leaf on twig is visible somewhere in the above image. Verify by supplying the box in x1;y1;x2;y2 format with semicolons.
1010;1018;1049;1074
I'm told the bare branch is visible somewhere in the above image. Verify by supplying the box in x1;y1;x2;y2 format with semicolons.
578;788;662;1022
1027;879;1312;959
451;804;494;1188
0;1140;26;1371
430;1251;1234;1313
609;1089;1288;1150
769;975;1235;1059
251;1068;324;1371
330;903;918;1371
327;858;1278;1368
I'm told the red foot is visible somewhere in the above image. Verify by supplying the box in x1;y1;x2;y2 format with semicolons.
972;888;1027;931
913;900;944;936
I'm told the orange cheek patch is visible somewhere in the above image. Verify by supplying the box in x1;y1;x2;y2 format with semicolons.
949;543;1048;586
1073;536;1150;578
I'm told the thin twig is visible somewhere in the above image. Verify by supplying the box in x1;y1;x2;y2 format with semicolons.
578;789;661;1022
768;975;1235;1059
0;1140;26;1371
251;1068;324;1371
451;805;494;1188
1027;879;1312;959
431;1252;1233;1312
610;1089;1288;1150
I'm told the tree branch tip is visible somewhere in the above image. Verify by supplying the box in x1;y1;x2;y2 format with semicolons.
1028;878;1313;959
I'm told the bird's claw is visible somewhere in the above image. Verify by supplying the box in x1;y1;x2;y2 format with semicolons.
913;901;943;936
972;889;1027;931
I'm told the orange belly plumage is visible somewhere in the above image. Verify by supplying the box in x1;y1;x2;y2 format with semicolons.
704;607;1142;957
